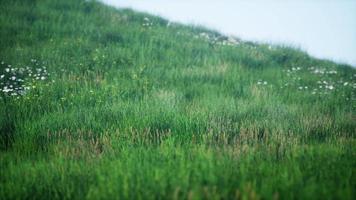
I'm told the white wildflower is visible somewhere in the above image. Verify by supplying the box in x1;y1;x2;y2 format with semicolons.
3;86;12;93
313;69;325;74
326;85;334;90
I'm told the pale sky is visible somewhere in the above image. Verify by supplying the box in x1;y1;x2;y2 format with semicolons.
101;0;356;67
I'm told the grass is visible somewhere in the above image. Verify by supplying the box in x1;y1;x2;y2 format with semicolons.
0;0;355;199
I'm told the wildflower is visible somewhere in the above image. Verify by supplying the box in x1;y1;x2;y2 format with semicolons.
263;81;267;85
298;86;303;90
1;61;4;65
3;87;12;93
343;82;348;86
41;76;46;80
326;85;334;90
313;69;325;74
11;76;16;80
5;68;10;72
0;75;4;79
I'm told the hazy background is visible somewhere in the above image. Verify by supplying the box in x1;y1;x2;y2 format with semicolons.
101;0;356;67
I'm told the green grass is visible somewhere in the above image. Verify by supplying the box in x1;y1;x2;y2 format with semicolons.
0;0;355;199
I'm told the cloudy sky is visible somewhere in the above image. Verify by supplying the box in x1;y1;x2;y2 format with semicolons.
102;0;356;67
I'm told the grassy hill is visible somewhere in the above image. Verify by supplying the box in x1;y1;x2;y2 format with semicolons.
0;0;355;199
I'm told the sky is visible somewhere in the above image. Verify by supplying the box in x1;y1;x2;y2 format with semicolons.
101;0;356;67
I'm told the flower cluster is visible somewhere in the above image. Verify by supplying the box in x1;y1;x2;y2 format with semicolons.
142;17;153;28
281;65;356;97
257;80;268;85
310;67;337;75
0;59;50;97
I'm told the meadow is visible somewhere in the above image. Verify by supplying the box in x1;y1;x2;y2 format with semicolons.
0;0;355;199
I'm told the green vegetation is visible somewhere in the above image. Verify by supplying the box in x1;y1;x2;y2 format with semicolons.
0;0;355;199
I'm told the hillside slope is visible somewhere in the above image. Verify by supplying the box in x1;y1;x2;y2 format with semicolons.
0;0;355;199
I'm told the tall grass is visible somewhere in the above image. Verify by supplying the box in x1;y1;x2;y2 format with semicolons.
0;0;355;199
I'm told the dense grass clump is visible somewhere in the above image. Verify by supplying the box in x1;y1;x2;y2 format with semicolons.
0;0;355;199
